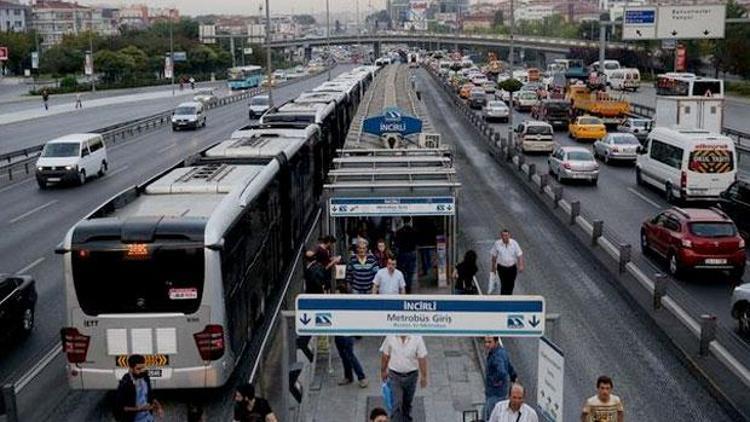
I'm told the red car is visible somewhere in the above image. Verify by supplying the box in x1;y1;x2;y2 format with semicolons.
640;207;745;280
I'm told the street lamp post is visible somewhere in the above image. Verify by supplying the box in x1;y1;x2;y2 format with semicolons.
326;0;331;81
89;12;95;93
170;16;175;96
507;0;515;147
265;0;274;106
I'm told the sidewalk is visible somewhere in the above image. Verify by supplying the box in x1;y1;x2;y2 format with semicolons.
0;86;217;126
303;279;486;422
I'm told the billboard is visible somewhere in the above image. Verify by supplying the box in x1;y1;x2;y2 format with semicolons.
623;5;725;40
408;1;429;31
0;47;8;61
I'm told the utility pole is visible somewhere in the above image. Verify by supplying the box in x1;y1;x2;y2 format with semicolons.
326;0;331;81
599;12;608;78
89;11;95;92
170;16;175;96
265;0;274;106
507;0;515;149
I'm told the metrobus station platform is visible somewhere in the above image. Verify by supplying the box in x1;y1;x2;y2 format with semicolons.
302;284;487;422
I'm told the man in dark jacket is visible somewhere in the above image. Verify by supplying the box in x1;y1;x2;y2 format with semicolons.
304;250;330;293
483;337;517;421
115;354;162;422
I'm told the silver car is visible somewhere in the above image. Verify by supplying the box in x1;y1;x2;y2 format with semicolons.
548;146;599;185
192;88;217;105
593;133;640;164
616;118;653;143
731;283;750;335
483;101;509;122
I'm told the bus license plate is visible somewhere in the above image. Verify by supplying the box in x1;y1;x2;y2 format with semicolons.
148;369;163;378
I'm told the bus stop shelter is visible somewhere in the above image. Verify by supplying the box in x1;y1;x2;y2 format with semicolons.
323;148;461;287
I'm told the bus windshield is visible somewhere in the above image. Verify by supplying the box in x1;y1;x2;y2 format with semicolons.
72;245;205;315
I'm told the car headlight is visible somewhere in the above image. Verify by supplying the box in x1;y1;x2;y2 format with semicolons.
37;166;43;171
65;165;74;170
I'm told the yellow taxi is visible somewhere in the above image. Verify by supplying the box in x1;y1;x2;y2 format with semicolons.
568;115;606;141
459;84;474;99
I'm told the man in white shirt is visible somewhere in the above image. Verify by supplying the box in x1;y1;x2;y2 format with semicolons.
488;383;539;422
373;257;406;295
489;229;525;295
380;335;428;422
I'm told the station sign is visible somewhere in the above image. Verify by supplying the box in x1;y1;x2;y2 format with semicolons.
295;294;546;337
623;5;726;41
537;337;564;422
329;196;455;217
363;107;423;137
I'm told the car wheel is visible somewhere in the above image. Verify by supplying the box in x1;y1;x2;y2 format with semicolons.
636;168;644;186
739;307;750;335
665;183;677;204
78;169;86;186
640;230;651;255
20;307;34;335
98;161;108;177
667;252;683;277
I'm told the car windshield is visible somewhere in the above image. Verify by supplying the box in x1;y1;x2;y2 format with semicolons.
579;117;602;125
520;92;537;99
251;97;269;105
42;142;80;157
567;151;593;161
632;120;650;128
611;135;639;145
488;101;505;108
174;106;197;115
527;126;552;135
689;222;737;238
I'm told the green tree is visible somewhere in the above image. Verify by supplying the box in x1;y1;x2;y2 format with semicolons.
188;44;218;73
0;31;34;75
40;45;83;76
119;45;148;70
94;50;135;82
498;78;523;93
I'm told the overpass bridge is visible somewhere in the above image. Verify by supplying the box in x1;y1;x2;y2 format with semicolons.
266;31;636;58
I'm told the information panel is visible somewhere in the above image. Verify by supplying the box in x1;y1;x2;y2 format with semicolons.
296;294;546;337
329;197;455;217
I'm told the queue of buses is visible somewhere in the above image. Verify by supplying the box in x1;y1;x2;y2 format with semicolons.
57;65;381;390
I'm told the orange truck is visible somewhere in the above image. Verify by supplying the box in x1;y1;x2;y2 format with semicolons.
566;85;630;125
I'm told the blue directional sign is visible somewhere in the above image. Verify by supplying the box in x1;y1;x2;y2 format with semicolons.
625;9;655;24
295;294;546;337
362;107;423;137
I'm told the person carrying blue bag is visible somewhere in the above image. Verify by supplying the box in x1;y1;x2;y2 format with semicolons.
380;335;429;422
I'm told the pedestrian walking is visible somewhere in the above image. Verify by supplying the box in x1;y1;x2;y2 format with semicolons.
316;235;342;286
484;336;517;421
373;257;406;295
380;335;428;422
233;383;278;422
41;88;49;110
581;375;624;422
395;217;418;293
453;250;478;295
114;354;163;422
334;284;369;388
189;76;196;90
346;242;379;294
373;238;393;268
75;92;83;109
488;383;539;422
489;229;525;295
370;407;389;422
304;250;329;294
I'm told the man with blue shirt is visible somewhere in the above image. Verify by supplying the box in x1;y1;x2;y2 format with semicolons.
484;336;517;421
115;354;162;422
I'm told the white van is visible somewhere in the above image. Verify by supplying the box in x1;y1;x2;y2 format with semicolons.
171;101;206;131
636;127;737;202
609;68;640;91
35;133;108;188
590;59;621;81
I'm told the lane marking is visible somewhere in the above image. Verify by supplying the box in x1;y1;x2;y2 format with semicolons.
157;143;177;154
103;165;129;179
16;257;45;274
9;199;58;224
627;187;661;209
0;177;35;195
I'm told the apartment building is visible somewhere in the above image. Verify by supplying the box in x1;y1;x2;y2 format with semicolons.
0;0;29;32
31;0;119;48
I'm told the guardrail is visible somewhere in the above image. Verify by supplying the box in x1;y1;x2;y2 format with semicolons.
628;101;750;154
426;66;750;419
0;68;332;187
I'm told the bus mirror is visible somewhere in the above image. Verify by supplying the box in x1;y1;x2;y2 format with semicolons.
206;238;225;251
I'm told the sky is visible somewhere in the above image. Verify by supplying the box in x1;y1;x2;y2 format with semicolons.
75;0;389;17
